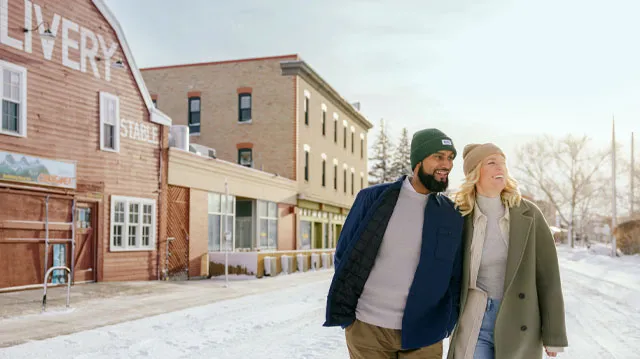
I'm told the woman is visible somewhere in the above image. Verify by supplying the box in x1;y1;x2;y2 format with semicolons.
447;143;568;359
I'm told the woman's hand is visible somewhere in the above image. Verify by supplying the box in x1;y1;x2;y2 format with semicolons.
545;347;558;357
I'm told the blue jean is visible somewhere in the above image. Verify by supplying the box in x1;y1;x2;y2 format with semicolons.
474;298;501;359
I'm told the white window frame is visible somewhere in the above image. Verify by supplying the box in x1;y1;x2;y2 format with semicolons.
0;60;28;138
257;200;278;250
208;192;236;252
303;144;310;182
110;196;156;252
99;91;120;152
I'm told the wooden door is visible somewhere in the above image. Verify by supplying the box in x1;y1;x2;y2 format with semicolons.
74;202;97;282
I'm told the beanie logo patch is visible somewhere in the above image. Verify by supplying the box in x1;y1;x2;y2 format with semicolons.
442;139;452;146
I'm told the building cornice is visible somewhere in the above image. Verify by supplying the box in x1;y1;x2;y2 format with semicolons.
280;60;373;131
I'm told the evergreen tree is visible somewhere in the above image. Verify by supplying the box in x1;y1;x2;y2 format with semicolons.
368;118;395;184
390;127;412;179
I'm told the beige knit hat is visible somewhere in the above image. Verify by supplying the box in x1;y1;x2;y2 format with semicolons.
462;143;505;176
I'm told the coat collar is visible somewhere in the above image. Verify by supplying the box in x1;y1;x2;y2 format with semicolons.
503;200;533;294
462;199;534;297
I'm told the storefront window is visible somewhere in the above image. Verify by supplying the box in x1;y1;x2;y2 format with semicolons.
300;220;312;250
258;200;278;250
208;192;235;251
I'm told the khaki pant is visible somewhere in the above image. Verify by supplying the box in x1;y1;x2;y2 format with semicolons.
345;319;443;359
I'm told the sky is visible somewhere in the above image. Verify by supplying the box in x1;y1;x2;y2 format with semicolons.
105;0;640;186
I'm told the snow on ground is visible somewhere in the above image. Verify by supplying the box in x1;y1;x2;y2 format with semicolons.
1;247;639;359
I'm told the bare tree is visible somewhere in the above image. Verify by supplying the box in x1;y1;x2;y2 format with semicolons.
515;135;610;247
620;153;640;219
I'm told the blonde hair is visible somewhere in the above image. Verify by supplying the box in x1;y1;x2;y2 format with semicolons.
454;162;522;216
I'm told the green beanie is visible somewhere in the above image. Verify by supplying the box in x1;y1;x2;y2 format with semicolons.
410;128;457;170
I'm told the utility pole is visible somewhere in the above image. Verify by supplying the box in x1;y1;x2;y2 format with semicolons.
611;117;617;257
631;132;635;217
224;178;230;287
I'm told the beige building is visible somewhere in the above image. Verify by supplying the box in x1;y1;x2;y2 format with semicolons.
142;55;373;252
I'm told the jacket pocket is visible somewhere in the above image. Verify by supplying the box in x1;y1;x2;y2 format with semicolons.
435;228;458;261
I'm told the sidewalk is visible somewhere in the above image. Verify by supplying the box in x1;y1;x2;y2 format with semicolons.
0;270;334;348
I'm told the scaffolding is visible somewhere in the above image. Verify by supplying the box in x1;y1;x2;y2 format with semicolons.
0;194;76;304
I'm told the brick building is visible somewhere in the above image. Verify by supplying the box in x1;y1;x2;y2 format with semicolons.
142;55;373;252
0;0;171;290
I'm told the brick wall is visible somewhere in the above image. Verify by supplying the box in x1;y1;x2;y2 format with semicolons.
141;55;298;180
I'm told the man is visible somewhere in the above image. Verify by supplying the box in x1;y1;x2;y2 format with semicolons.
324;128;464;359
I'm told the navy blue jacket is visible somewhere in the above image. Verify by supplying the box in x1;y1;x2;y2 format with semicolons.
324;176;464;350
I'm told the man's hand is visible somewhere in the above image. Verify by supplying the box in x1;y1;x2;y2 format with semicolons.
545;347;558;357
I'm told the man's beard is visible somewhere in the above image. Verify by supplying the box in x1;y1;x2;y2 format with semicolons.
418;166;449;193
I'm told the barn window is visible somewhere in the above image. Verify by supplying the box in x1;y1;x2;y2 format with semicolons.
110;196;156;251
0;60;27;138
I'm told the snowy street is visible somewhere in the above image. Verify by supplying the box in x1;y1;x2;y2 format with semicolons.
1;245;639;359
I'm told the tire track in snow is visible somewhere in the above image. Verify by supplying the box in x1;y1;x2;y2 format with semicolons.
560;268;640;359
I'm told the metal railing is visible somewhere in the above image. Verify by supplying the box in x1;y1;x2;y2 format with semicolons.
42;266;71;313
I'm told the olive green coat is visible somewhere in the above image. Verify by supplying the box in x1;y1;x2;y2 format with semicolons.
447;199;568;359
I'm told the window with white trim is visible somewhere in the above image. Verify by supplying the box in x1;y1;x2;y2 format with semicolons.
333;113;338;143
322;158;326;187
258;200;278;250
333;160;338;190
343;166;348;193
110;196;156;251
100;92;120;152
351;169;355;195
304;145;310;182
351;127;355;153
0;61;27;137
343;123;347;149
322;108;326;136
208;192;235;251
304;92;310;126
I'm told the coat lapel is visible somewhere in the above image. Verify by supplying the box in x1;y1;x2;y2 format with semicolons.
460;214;474;310
502;202;533;294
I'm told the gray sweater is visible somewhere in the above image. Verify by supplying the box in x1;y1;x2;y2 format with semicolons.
355;177;428;329
476;195;508;300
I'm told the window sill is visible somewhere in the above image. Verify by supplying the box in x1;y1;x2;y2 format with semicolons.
0;131;26;138
238;120;253;125
101;147;120;153
109;247;155;253
190;133;201;137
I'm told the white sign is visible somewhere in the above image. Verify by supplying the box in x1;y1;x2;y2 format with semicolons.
0;0;119;81
120;119;159;145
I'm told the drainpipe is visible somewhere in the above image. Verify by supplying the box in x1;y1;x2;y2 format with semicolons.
156;125;164;280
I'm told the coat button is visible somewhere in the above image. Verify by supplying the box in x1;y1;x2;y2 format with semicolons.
521;325;527;331
519;293;525;299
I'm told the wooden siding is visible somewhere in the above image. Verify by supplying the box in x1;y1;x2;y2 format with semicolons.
0;191;74;288
0;0;167;284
